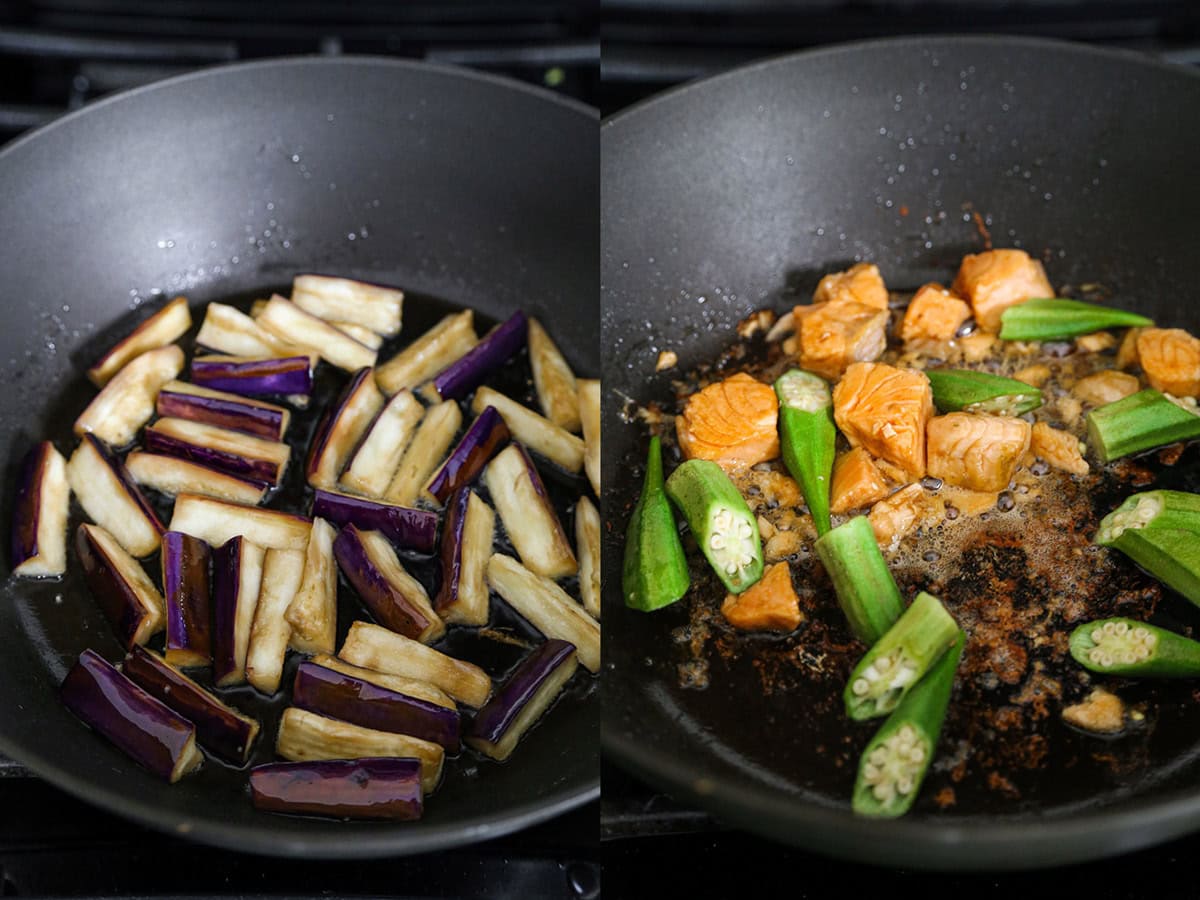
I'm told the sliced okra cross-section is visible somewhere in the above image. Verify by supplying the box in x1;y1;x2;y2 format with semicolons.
665;459;763;594
1095;489;1200;608
1069;617;1200;677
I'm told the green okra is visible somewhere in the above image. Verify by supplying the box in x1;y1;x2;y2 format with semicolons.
998;298;1153;341
1069;617;1200;677
925;368;1043;417
844;591;959;721
774;369;836;537
622;436;690;611
814;516;904;645
1086;389;1200;462
665;458;763;594
852;631;964;818
1095;490;1200;608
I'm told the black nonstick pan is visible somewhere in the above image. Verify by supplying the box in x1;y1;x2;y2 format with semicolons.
0;57;598;857
601;36;1200;869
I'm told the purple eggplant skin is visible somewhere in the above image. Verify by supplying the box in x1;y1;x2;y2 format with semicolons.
11;441;68;576
333;525;440;641
122;645;259;765
426;407;509;505
191;355;314;397
143;426;281;486
293;661;461;752
60;649;202;783
161;532;213;668
435;488;471;615
211;536;263;687
468;640;577;761
312;490;437;554
76;524;163;650
304;367;375;486
249;758;422;820
84;434;167;537
431;310;528;401
156;385;288;441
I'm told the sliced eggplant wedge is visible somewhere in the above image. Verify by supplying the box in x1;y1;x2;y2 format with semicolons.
426;406;510;505
75;344;184;447
285;518;338;655
313;489;437;554
256;295;377;372
87;295;191;387
486;553;600;672
211;536;265;687
431;310;527;401
528;317;581;432
309;654;456;710
161;531;213;668
467;639;578;761
156;380;290;441
77;523;165;649
245;548;305;694
276;707;444;794
385;400;463;507
169;494;312;552
575;496;601;620
11;441;69;577
305;367;384;489
375;310;477;396
484;443;577;579
332;321;384;350
125;452;268;506
144;417;289;486
332;525;445;643
250;758;423;820
68;435;164;557
435;489;495;627
339;620;491;708
61;649;202;783
578;378;601;496
195;302;299;357
122;645;259;765
471;386;584;474
340;390;424;498
191;354;315;400
291;274;403;337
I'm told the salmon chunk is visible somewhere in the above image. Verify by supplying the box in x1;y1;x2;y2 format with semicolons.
830;447;890;514
899;283;971;343
677;373;780;467
1116;327;1144;370
721;562;804;632
1031;421;1089;476
1072;370;1140;407
1136;328;1200;397
951;249;1055;333
833;362;933;480
813;262;889;310
869;483;928;546
926;412;1031;492
797;300;889;381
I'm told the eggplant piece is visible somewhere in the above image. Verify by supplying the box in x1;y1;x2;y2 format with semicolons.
528;317;581;432
426;406;510;505
578;378;601;496
75;344;184;447
60;649;202;783
160;531;213;667
156;380;290;441
575;496;601;620
195;302;300;357
486;554;600;672
375;310;477;396
435;489;495;627
292;660;461;751
333;525;445;643
431;310;527;401
169;494;312;552
250;758;423;820
122;645;259;765
384;400;463;507
191;355;315;401
333;321;384;350
305;367;384;489
11;441;69;577
87;295;191;388
310;653;456;709
144;418;290;486
340;390;424;498
291;274;404;336
484;443;577;579
339;620;492;708
125;452;268;506
256;295;377;372
285;518;338;655
211;536;265;687
76;523;165;649
467;640;578;761
245;548;305;694
471;387;583;474
313;490;437;553
68;435;164;557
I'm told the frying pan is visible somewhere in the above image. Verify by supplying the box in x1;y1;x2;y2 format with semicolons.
601;36;1200;869
0;57;598;857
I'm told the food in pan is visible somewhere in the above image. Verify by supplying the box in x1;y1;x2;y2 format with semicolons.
12;275;599;821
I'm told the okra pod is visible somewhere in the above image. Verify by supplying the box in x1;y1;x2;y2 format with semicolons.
774;370;836;537
664;458;763;595
925;369;1043;417
998;298;1152;341
1085;389;1200;462
1095;490;1200;608
852;631;964;818
844;591;959;721
813;516;903;644
622;437;690;611
1069;617;1200;677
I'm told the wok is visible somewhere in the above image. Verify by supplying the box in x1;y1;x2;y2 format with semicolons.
0;57;598;857
601;36;1200;869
